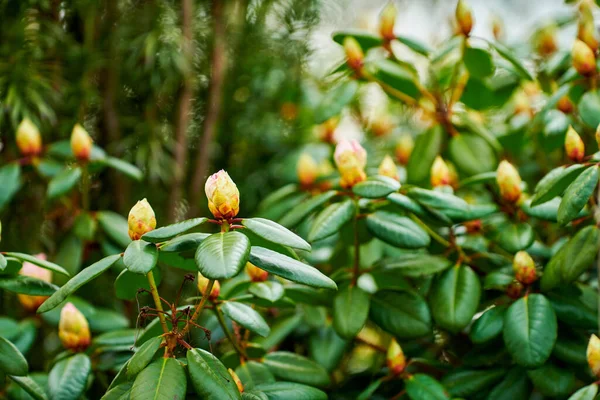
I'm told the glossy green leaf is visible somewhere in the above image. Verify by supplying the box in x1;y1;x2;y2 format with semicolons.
8;375;48;400
405;374;450;400
333;285;370;339
442;369;505;397
558;165;598;225
187;348;242;400
235;361;275;390
221;302;270;337
407;188;470;221
48;354;91;400
490;40;533;80
123;240;158;275
309;325;348;372
127;336;162;379
242;218;310;251
470;305;506;344
47;167;81;199
464;47;494;78
142;217;207;243
495;222;534;253
383;254;452;277
568;384;598;400
366;59;421;100
387;193;426;215
579;89;600;128
0;275;58;295
131;357;186;400
103;156;143;181
531;164;587;206
101;382;132;400
0;336;28;376
527;363;575;397
159;232;209;252
279;190;337;228
308;199;355;242
369;290;432;339
366;211;430;249
196;232;250;279
449;133;497;176
5;253;70;277
332;29;383;51
488;367;530;400
114;268;162;300
407;126;444;183
352;175;400;199
97;211;131;248
253;382;327;400
263;351;330;387
396;35;431;55
561;225;599;282
314;81;359;124
0;163;21;209
248;281;284;303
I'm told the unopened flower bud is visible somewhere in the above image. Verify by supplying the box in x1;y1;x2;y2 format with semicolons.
71;124;93;161
447;161;459;189
557;96;574;114
455;0;474;36
588;334;600;377
228;368;244;393
565;125;585;162
535;25;558;57
579;20;599;53
430;156;451;187
387;339;406;375
395;134;414;165
379;3;397;42
205;170;240;219
371;114;394;137
596;124;600;150
513;251;537;285
378;155;399;181
334;139;367;188
59;302;91;351
246;262;268;282
197;272;220;301
496;160;522;203
464;219;482;234
492;16;503;41
128;199;156;240
344;37;364;72
297;153;319;187
18;254;51;312
16;119;42;157
506;281;523;299
318;117;339;143
572;39;596;77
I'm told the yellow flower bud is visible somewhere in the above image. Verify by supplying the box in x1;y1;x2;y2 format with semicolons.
387;339;406;375
379;2;397;42
228;368;244;393
430;156;451;187
128;199;157;240
572;39;596;77
344;37;364;72
492;16;503;41
557;96;574;114
334;140;367;188
70;124;93;161
588;334;600;377
455;0;474;37
205;170;240;220
18;254;52;312
371;114;394;137
395;134;414;165
596;124;600;151
318;117;339;143
579;20;599;53
513;251;537;285
59;302;91;352
378;155;399;181
496;160;522;203
197;272;220;301
246;262;268;282
297;153;319;187
16;118;42;157
535;25;558;57
565;125;585;162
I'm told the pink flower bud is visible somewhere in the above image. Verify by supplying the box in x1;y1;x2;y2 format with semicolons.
16;119;42;157
205;170;240;219
378;155;399;181
334;140;367;188
246;262;268;282
197;272;220;301
588;334;600;377
59;302;91;352
565;125;585;162
387;339;406;375
513;251;537;285
496;161;522;203
70;124;93;161
18;254;51;312
297;153;319;187
128;199;157;240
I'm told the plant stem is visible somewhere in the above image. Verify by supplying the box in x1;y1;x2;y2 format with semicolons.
147;270;169;335
409;214;451;248
352;198;360;285
81;165;90;211
215;306;247;359
181;279;215;336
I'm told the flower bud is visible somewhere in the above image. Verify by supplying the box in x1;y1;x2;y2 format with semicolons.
70;124;93;161
379;3;397;42
297;153;319;187
395;134;414;165
387;339;406;375
579;19;599;53
464;219;482;234
572;39;596;77
205;170;240;219
16;119;42;156
455;0;474;36
506;281;523;299
371;114;394;137
496;160;522;203
535;25;558;57
588;334;600;377
228;368;244;393
18;254;52;312
565;125;585;162
492;16;503;41
596;124;600;151
513;251;537;285
59;302;91;351
430;156;450;187
557;96;574;114
128;199;157;240
197;272;220;301
246;262;268;282
378;155;399;181
344;37;364;72
334;140;367;188
318;117;339;143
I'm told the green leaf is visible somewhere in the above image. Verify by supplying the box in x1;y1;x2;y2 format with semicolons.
407;188;470;222
309;325;348;372
488;367;530;400
101;383;132;400
314;81;359;124
366;211;430;249
459;171;497;187
242;218;310;251
561;225;600;282
187;348;241;400
235;361;276;390
396;35;431;56
249;247;336;290
369;290;432;339
0;336;28;376
527;363;575;397
0;275;58;295
159;232;209;252
8;375;48;400
383;254;452;277
352;176;400;199
73;212;97;241
123;240;158;275
47;167;81;199
127;336;162;379
442;369;505;397
102;156;143;181
558;165;598;225
531;164;587;206
263;351;330;387
48;354;91;400
255;313;303;351
308;199;355;242
540;243;566;292
464;47;494;78
196;232;251;279
430;265;481;332
489;40;534;80
131;357;187;400
221;302;270;337
5;253;69;277
448;133;497;176
387;193;426;215
469;305;506;344
568;384;598;400
253;382;327;400
248;281;284;303
407;126;444;183
494;222;534;253
503;294;557;367
142;217;207;243
366;59;421;100
97;211;131;248
0;163;21;209
332;29;383;51
405;374;450;400
0;253;6;271
279;190;337;228
114;268;162;300
38;254;122;313
548;289;597;329
333;285;370;339
579;89;600;128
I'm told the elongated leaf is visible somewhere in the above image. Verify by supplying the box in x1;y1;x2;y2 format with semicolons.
488;367;530;400
449;133;497;176
97;211;131;248
314;81;359;123
383;254;452;277
558;165;598;225
8;375;48;400
561;225;599;282
103;156;143;181
255;314;303;351
187;348;241;400
0;336;28;376
568;384;598;400
235;361;276;390
38;254;122;313
242;218;310;251
279;191;337;228
579;89;600;128
308;199;355;242
249;247;336;290
114;268;162;300
332;29;383;51
0;253;6;271
123;240;158;275
495;222;534;253
407;126;444;183
48;354;91;400
387;193;426;215
142;217;207;243
47;167;81;199
366;211;430;248
0;163;21;209
0;276;58;295
196;232;250;279
131;357;186;400
503;294;557;367
396;35;431;55
263;351;330;387
531;164;587;206
490;41;533;80
470;306;506;344
127;336;162;379
366;59;421;100
405;374;450;400
407;188;470;221
5;253;69;277
333;285;370;339
527;363;575;397
442;369;505;397
352;176;400;199
369;290;432;338
221;302;270;337
464;47;494;78
248;281;284;303
253;382;327;400
101;383;132;400
159;232;210;252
